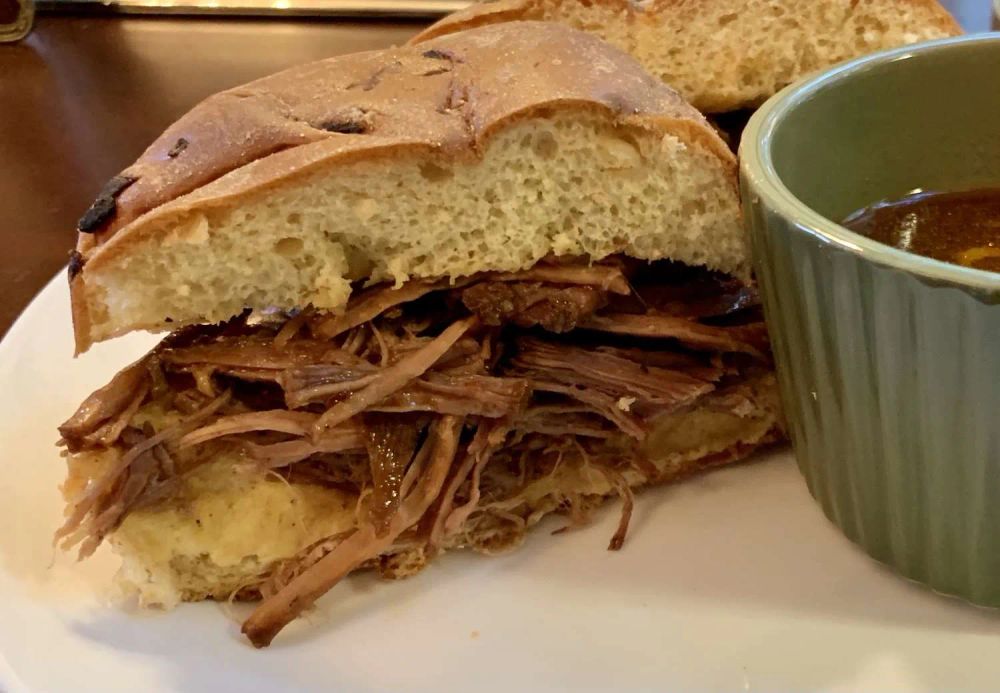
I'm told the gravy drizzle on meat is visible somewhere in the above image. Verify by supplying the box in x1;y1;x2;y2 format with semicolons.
57;256;772;646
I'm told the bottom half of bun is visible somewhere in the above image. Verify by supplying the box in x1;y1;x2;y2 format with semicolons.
70;373;783;609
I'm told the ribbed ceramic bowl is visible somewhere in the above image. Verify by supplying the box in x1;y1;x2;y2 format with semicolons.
740;34;1000;605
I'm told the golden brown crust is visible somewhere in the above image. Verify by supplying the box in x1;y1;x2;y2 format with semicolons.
411;0;541;43
70;21;734;352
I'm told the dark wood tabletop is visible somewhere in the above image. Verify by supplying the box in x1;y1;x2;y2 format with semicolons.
0;2;992;337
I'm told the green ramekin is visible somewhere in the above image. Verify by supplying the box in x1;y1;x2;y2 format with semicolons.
740;34;1000;605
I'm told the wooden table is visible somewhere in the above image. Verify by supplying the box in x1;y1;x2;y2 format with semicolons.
0;3;991;336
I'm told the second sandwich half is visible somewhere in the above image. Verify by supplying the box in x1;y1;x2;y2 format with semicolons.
58;22;784;646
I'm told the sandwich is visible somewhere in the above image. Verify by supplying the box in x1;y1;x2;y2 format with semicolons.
57;21;783;647
412;0;962;114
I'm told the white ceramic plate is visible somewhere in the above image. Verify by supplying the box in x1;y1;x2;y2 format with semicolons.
2;274;999;692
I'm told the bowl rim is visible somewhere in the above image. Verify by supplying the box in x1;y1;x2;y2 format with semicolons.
740;33;1000;292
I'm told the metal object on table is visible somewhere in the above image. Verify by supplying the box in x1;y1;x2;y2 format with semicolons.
37;0;467;17
0;0;33;41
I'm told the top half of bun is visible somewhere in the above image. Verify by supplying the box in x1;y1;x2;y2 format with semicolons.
70;21;743;353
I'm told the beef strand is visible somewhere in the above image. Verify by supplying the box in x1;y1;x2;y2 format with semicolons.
178;410;319;448
242;415;462;648
56;391;231;558
491;263;631;294
312;317;476;435
581;313;769;358
59;358;150;450
372;374;529;418
512;337;715;411
600;466;635;551
363;413;421;536
429;420;511;551
529;381;647;440
245;432;365;468
461;282;606;332
313;278;473;339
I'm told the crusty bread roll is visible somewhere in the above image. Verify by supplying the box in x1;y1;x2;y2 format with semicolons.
411;0;962;113
70;21;742;353
58;22;784;646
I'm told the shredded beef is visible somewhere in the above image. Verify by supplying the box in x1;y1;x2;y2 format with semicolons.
581;313;769;358
363;413;421;536
56;392;230;558
461;282;605;332
629;274;759;320
528;381;646;439
607;259;757;318
515;407;617;439
511;337;715;411
491;262;631;294
245;433;365;468
58;359;151;451
58;256;774;644
162;337;343;370
312;317;476;434
599;467;634;551
312;279;472;339
179;410;319;448
373;374;530;418
241;415;463;648
430;419;511;550
593;345;723;381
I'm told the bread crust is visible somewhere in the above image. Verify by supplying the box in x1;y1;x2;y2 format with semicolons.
410;0;963;112
70;21;735;353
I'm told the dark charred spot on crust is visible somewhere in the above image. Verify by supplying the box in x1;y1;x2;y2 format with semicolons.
444;81;469;113
167;137;189;158
77;197;116;233
67;250;85;281
77;173;138;233
421;67;451;77
165;317;174;323
102;173;138;199
346;61;400;92
318;119;368;134
315;107;373;135
422;49;461;63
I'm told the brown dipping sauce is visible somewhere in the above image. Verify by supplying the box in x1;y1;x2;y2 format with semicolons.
842;188;1000;273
